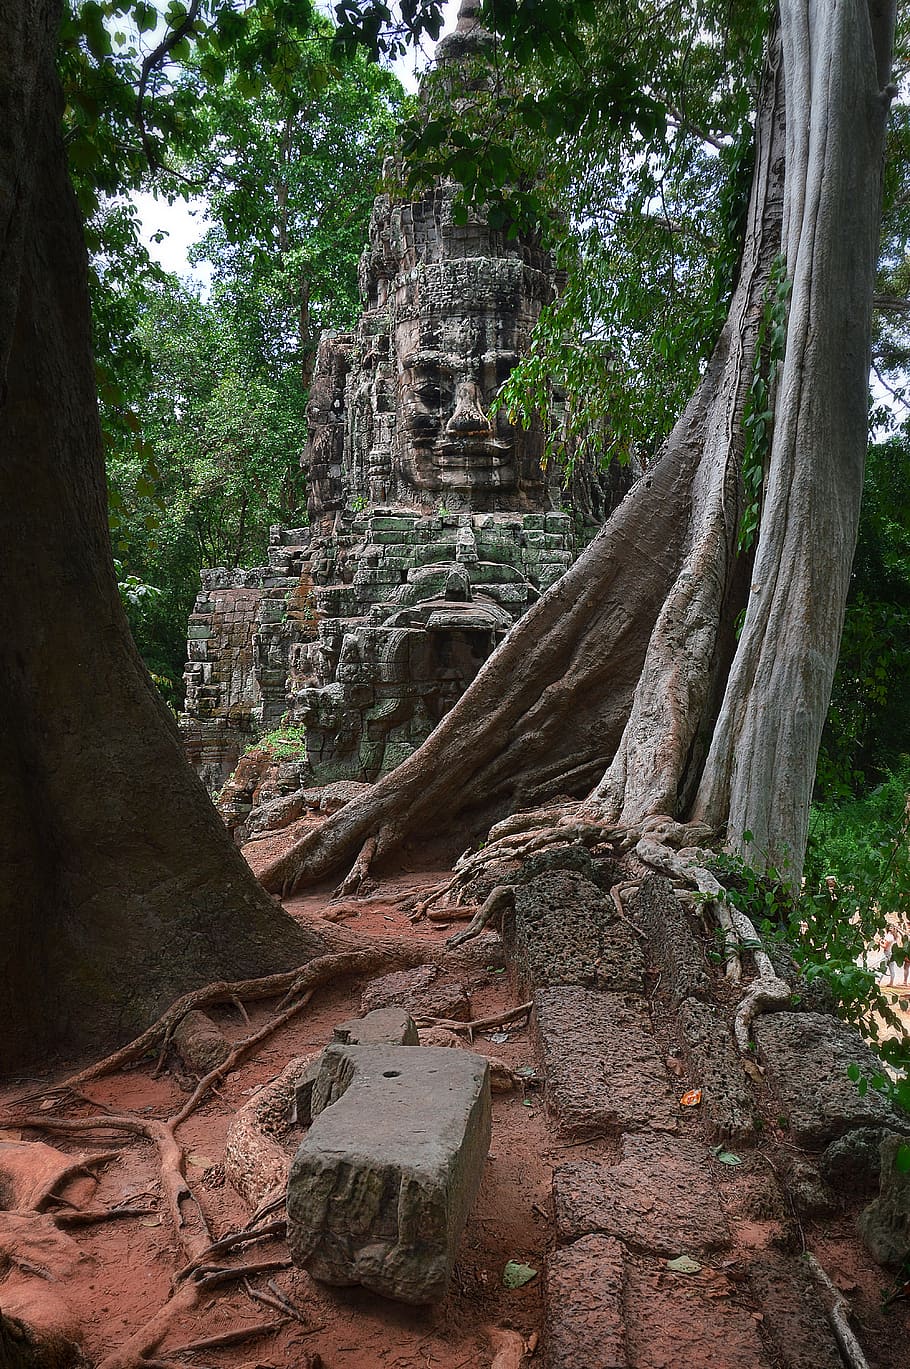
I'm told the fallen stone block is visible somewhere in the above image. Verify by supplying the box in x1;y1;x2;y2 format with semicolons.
294;1055;323;1128
533;988;677;1138
631;875;711;1005
753;1012;900;1146
858;1131;910;1265
745;1250;844;1369
287;1044;491;1303
553;1134;729;1255
820;1127;888;1197
295;1007;421;1124
676;997;756;1143
545;1235;627;1369
624;1255;772;1369
511;869;643;994
361;964;470;1021
333;1006;420;1047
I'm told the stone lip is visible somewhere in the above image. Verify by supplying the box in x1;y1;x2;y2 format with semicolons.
287;1044;491;1305
753;1011;903;1146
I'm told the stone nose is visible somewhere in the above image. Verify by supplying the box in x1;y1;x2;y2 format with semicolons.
445;381;492;437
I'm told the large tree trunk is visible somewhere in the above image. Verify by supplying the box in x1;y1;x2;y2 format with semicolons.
693;0;896;871
262;0;894;894
0;2;324;1078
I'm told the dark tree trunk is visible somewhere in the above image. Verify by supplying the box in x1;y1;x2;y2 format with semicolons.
0;2;324;1078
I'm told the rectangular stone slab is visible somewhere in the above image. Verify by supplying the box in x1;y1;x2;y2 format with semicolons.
534;988;678;1138
624;1256;772;1369
753;1011;898;1145
553;1134;730;1255
545;1235;627;1369
286;1044;491;1304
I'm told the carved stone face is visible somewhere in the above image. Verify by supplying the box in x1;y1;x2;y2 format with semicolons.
391;261;549;506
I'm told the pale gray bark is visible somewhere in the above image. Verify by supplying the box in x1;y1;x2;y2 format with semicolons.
587;47;784;825
694;0;894;874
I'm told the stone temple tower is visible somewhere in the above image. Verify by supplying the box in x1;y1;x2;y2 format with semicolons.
180;1;630;820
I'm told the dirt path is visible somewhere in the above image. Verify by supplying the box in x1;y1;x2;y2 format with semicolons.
1;857;908;1369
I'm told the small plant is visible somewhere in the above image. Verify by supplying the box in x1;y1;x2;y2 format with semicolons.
257;724;307;759
349;493;367;513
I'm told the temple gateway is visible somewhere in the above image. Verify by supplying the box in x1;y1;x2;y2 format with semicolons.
178;7;631;815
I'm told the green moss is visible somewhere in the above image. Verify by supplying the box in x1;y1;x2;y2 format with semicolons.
254;724;307;759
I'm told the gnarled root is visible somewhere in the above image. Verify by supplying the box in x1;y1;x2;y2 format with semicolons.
636;835;790;1050
805;1253;870;1369
333;834;378;897
723;900;791;1051
447;885;514;949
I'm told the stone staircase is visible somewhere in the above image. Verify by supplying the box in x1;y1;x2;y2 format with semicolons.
490;850;909;1368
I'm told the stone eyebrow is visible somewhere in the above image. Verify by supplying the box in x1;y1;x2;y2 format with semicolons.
401;351;457;371
401;350;521;369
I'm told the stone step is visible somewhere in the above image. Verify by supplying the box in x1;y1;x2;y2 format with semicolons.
533;987;678;1138
553;1134;730;1255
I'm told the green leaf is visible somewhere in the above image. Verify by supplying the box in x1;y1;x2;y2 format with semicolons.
895;1143;910;1174
502;1260;537;1289
712;1149;742;1166
666;1255;701;1273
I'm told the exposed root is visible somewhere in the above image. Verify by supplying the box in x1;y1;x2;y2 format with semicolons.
733;975;792;1052
12;961;341;1099
805;1253;871;1369
635;836;790;1050
96;1280;199;1369
164;1320;288;1357
609;882;645;937
175;1221;287;1284
52;1204;154;1227
427;903;478;923
413;1003;533;1036
722;899;792;1050
446;886;514;949
244;1280;309;1325
171;991;311;1128
409;876;463;922
16;953;384;1270
20;1113;212;1266
191;1259;292;1293
714;900;743;982
333;834;378;897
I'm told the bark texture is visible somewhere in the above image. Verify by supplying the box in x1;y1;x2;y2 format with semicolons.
0;1;324;1076
264;1;894;892
694;0;895;871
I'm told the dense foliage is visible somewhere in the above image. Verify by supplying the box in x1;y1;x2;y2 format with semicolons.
62;2;403;700
72;3;910;839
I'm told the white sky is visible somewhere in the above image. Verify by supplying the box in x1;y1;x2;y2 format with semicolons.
134;1;460;284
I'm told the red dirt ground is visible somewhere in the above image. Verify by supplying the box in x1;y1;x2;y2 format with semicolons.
1;855;909;1369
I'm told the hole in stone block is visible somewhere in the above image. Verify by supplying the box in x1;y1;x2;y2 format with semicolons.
382;1070;402;1078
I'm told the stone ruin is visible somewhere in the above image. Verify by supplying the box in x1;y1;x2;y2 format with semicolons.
179;3;631;813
